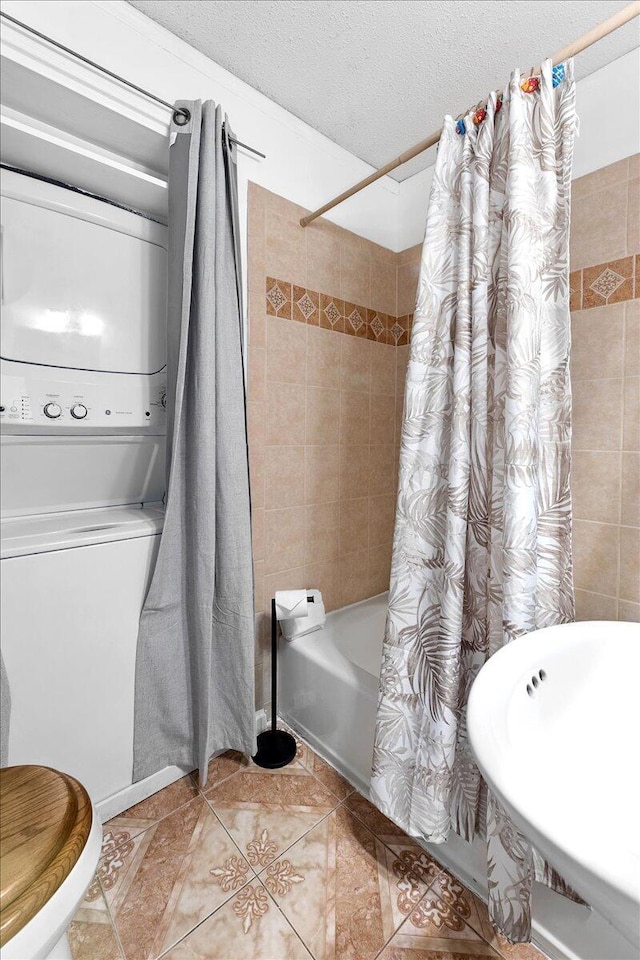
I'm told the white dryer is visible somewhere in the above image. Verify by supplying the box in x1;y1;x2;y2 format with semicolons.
1;168;167;434
0;169;170;811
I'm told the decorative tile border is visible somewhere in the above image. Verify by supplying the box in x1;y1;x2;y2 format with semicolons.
266;277;412;345
570;254;639;311
269;251;640;341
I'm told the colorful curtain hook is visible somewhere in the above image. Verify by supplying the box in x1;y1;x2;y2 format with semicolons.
521;75;540;93
455;63;564;135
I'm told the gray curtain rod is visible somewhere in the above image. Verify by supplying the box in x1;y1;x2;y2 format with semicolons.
0;10;266;159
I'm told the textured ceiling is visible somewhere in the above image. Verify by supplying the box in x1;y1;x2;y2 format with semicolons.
127;0;639;180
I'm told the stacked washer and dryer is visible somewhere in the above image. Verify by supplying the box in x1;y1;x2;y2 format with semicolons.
1;168;170;816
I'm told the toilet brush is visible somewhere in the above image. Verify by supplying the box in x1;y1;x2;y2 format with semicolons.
252;595;314;769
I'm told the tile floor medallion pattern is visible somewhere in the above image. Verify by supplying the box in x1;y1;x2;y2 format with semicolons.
70;727;547;960
162;880;312;959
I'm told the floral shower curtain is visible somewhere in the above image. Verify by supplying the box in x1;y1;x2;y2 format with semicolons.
371;60;578;941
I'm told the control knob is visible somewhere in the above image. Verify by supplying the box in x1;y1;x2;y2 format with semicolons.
70;403;88;420
43;402;62;419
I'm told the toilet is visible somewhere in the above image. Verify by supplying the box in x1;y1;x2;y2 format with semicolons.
0;765;102;960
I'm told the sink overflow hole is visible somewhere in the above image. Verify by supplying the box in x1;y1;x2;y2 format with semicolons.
526;669;547;696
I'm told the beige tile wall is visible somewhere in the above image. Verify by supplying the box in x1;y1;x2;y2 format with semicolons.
248;183;421;710
247;155;640;714
570;154;639;623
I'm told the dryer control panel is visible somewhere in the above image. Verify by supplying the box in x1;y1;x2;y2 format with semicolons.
0;362;166;434
1;170;168;437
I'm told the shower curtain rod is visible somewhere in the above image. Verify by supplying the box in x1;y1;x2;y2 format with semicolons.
300;0;640;227
0;10;267;159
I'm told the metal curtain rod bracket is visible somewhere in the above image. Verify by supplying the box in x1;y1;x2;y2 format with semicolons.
0;10;266;159
299;0;640;227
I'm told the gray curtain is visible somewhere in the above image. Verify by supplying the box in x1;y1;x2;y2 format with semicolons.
1;653;10;766
133;100;256;787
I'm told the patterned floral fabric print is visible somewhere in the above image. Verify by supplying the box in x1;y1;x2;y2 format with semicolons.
371;59;578;942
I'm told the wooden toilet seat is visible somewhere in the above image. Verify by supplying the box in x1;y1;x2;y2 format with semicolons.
0;765;93;947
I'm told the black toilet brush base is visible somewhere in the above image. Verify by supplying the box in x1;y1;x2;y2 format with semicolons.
252;594;314;770
252;728;297;769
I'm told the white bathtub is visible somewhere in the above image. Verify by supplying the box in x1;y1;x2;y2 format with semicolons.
279;593;639;960
279;593;386;793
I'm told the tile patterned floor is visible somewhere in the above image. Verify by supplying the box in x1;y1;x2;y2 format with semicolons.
69;728;547;960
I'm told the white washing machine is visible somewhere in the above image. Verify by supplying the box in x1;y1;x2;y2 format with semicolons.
1;503;164;803
0;169;169;808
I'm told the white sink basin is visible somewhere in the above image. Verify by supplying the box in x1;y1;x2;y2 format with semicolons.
467;620;640;948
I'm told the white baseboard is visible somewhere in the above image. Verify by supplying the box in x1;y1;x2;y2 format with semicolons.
96;763;196;822
96;710;266;822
